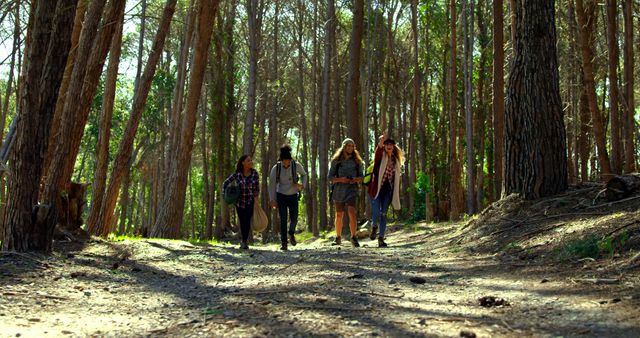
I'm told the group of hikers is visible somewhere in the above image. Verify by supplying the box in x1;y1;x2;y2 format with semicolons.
222;134;405;251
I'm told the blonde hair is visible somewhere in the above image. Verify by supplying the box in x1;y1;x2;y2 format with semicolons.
331;144;363;165
392;145;405;165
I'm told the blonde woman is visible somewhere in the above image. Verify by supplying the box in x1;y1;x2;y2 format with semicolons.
367;135;404;247
328;138;364;247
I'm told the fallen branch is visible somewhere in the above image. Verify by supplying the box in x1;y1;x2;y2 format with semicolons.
606;220;640;237
587;195;640;210
232;289;293;296
360;291;405;299
573;278;620;284
277;257;305;271
289;304;370;311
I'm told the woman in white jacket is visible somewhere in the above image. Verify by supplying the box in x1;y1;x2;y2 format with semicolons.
367;135;404;247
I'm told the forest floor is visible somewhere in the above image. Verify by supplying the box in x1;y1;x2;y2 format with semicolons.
2;184;640;338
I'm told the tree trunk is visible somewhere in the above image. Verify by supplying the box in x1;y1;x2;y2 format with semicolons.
605;174;640;201
135;0;147;90
152;0;219;239
504;0;568;199
201;88;214;240
296;0;314;235
463;0;475;214
475;0;489;209
43;0;127;239
492;0;505;200
44;0;87;175
165;0;197;189
622;0;635;173
606;0;622;174
0;0;22;143
347;0;364;149
2;0;77;252
575;0;612;179
449;0;464;220
242;0;260;155
318;0;336;232
409;0;420;215
87;2;125;236
95;0;178;235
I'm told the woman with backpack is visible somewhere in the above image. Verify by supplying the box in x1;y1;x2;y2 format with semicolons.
223;154;260;250
328;138;364;247
268;145;308;251
367;135;405;247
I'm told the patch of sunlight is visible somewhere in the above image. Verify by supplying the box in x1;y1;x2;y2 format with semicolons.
295;231;315;242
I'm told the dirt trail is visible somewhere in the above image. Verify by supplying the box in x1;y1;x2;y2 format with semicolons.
1;221;638;338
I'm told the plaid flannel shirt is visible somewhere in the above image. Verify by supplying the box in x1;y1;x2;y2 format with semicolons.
223;169;260;209
381;157;396;186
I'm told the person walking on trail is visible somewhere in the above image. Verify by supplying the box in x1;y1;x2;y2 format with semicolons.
367;135;405;247
223;155;260;250
269;145;308;251
328;138;364;247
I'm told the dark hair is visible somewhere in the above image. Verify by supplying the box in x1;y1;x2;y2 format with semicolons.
279;144;293;160
236;154;250;173
383;138;396;145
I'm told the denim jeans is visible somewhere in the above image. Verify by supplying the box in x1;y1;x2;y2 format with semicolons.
236;201;254;243
277;193;299;244
371;190;392;237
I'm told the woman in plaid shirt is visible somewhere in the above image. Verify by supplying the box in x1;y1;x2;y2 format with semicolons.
367;135;405;247
223;155;260;250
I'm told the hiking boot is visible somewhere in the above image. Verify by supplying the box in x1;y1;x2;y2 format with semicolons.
370;225;378;240
280;243;288;251
240;242;249;250
289;234;297;246
332;236;341;246
351;236;360;248
378;236;388;248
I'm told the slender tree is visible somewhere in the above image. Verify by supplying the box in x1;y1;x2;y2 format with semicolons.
622;0;635;172
574;0;612;179
152;0;220;239
492;0;504;200
88;2;126;236
92;0;178;235
605;0;621;174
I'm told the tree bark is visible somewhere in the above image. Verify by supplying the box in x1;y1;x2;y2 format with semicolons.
492;0;505;200
449;0;464;220
409;0;420;215
504;0;568;199
87;2;125;236
2;0;77;252
95;0;178;236
318;0;336;231
242;0;261;155
152;0;219;239
622;0;635;173
463;0;475;214
347;0;364;150
606;0;622;174
575;0;612;179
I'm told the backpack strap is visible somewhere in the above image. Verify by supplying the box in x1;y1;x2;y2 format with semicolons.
292;160;298;184
276;161;281;184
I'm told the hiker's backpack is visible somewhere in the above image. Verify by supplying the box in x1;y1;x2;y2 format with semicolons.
363;162;375;186
223;178;241;204
276;160;298;184
277;160;301;200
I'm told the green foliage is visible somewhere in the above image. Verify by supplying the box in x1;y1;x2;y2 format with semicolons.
409;171;432;222
558;232;630;261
